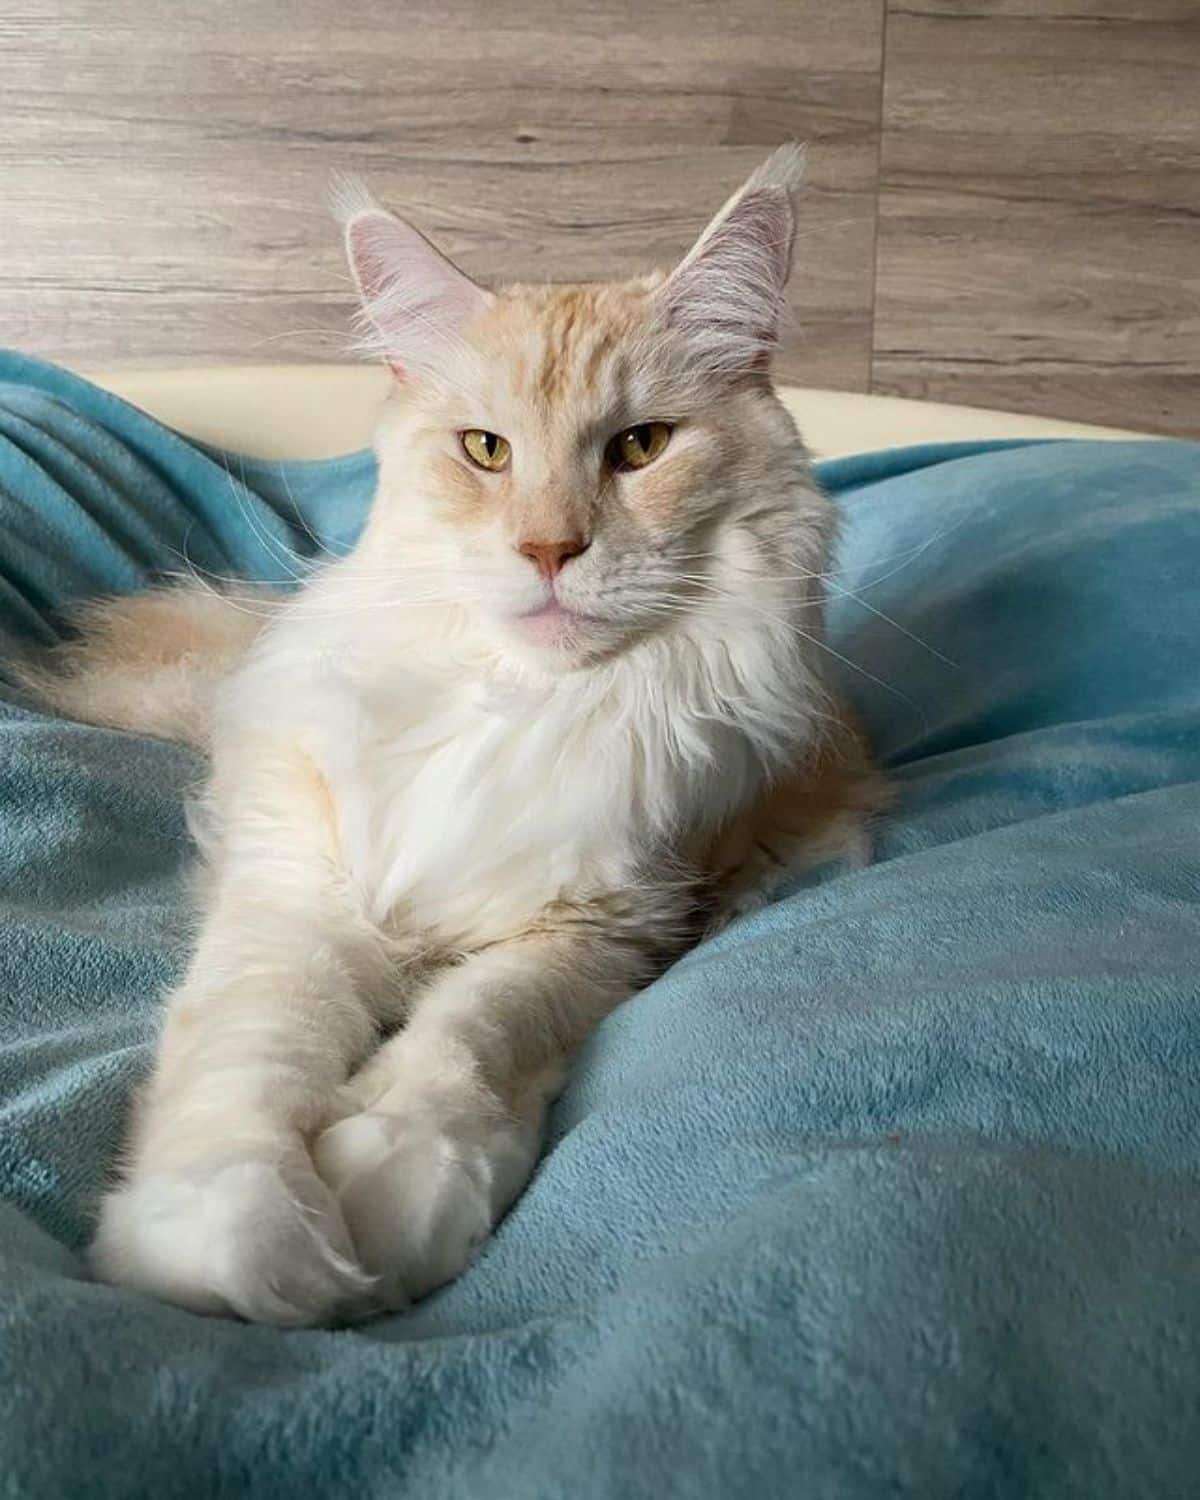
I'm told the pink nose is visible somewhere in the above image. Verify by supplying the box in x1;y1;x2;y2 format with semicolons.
518;537;588;580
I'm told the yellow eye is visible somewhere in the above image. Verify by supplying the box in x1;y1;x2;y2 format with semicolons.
609;422;672;471
461;429;511;471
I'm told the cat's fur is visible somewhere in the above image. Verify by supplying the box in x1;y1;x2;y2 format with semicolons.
28;146;884;1325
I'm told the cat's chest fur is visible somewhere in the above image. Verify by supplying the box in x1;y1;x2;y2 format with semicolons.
340;673;645;943
276;646;726;951
218;596;807;955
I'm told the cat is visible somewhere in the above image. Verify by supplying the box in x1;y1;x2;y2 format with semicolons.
27;144;883;1326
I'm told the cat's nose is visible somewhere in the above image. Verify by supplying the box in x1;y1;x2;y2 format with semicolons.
517;537;589;580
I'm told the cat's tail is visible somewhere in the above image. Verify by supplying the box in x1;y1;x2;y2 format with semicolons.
13;583;279;750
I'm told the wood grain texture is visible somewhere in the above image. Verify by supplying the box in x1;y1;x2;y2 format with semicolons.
0;1;884;389
872;0;1200;435
5;1;1196;432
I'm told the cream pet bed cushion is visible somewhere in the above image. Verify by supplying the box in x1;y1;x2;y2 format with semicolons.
82;365;1151;462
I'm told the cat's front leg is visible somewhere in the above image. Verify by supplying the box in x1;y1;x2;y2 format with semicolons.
91;743;389;1326
313;931;650;1310
91;904;383;1326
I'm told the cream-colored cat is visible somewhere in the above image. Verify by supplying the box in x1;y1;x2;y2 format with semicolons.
32;146;882;1325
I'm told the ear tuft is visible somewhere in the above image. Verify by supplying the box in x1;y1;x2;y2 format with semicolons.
334;176;490;379
739;141;807;203
659;144;806;379
329;169;378;229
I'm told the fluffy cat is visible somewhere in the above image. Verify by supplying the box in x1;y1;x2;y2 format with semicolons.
29;145;883;1325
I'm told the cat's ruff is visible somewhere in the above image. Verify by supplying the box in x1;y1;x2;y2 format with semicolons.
29;145;883;1324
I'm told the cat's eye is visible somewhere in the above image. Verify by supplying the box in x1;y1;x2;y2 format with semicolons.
608;422;673;471
460;429;511;471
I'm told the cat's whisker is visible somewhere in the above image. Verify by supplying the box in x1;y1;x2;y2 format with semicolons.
170;527;293;610
213;456;314;583
657;575;926;720
274;464;357;563
239;328;357;352
157;550;470;619
823;583;958;667
662;566;956;666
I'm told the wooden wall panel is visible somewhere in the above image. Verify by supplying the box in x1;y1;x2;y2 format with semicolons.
0;1;885;390
4;1;1197;433
872;0;1200;435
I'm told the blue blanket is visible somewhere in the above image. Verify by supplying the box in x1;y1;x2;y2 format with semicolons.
1;351;1197;1499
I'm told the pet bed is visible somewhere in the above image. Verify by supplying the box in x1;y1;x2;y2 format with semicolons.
0;351;1197;1499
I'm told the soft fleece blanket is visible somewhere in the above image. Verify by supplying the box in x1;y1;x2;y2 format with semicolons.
0;352;1197;1499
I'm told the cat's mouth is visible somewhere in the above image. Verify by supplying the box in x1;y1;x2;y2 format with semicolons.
512;598;607;647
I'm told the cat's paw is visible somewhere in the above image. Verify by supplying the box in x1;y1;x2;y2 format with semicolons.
313;1104;536;1311
704;883;772;937
89;1155;378;1327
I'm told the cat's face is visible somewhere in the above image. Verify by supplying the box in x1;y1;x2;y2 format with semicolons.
343;148;810;670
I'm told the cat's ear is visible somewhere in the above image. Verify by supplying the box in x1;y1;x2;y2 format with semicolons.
334;177;490;380
658;144;805;379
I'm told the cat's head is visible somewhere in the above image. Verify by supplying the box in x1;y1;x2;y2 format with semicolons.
340;147;820;671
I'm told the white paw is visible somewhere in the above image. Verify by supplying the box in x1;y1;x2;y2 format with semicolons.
89;1155;378;1327
313;1103;537;1310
